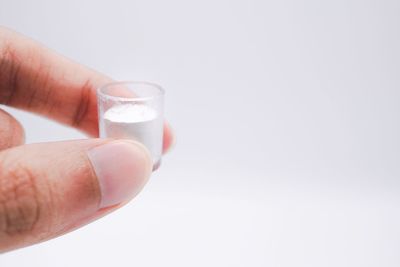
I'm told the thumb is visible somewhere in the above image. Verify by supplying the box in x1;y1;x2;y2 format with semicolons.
0;139;152;252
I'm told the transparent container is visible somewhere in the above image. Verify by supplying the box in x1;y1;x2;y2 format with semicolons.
97;81;164;170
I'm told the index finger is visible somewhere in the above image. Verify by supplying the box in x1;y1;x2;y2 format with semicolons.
0;27;174;151
0;27;107;136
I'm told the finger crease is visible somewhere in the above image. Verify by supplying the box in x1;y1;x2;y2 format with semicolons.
3;48;21;105
72;80;92;127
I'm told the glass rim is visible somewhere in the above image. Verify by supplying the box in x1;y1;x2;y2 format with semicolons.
97;81;165;102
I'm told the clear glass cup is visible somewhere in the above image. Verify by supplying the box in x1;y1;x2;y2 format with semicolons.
97;81;165;170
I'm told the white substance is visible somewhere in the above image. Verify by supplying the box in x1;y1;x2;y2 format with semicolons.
104;104;157;123
102;104;163;168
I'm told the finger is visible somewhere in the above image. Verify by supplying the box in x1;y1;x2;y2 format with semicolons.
163;122;175;153
0;138;152;252
0;27;109;136
0;107;24;149
0;27;175;153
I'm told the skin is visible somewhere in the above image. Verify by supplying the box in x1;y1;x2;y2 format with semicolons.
0;27;174;252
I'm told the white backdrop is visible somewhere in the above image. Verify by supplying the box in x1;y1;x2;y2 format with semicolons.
1;0;400;266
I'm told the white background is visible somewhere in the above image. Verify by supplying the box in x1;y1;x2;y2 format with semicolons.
1;0;400;266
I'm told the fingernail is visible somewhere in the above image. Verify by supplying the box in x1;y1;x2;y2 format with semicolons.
87;140;152;209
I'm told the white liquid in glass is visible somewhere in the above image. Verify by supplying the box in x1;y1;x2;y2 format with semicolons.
102;104;163;168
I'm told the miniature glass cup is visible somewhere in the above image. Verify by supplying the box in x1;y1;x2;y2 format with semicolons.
97;81;165;170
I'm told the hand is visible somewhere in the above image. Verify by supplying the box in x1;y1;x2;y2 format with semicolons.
0;27;174;252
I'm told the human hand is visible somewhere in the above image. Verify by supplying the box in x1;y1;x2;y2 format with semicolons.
0;27;174;252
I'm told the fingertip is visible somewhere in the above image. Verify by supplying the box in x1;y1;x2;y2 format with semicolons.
0;108;25;149
162;122;175;154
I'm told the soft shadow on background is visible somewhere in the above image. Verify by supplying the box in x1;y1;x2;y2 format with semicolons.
1;0;400;266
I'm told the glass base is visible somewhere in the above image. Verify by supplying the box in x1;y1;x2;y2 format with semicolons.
153;159;161;171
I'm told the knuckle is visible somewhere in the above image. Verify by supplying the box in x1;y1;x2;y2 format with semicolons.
0;36;21;105
0;29;53;110
0;155;44;236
